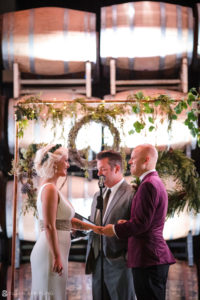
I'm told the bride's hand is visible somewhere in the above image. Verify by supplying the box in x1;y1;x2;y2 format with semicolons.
53;257;63;276
92;226;104;235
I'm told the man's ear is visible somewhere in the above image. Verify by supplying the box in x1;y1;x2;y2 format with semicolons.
144;156;150;163
115;164;120;173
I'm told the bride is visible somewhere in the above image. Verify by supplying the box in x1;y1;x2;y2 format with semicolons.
30;144;99;299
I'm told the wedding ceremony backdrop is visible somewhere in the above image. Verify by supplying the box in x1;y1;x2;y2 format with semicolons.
6;90;200;297
1;0;200;299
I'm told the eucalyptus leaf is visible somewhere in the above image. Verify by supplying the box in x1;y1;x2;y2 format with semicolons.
128;129;134;135
149;126;155;132
148;117;154;123
135;91;144;100
132;105;140;114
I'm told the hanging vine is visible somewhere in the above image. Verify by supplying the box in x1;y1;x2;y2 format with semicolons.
14;89;200;145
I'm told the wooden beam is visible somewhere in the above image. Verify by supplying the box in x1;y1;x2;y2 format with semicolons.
10;119;19;300
110;58;116;96
13;63;20;99
86;61;92;98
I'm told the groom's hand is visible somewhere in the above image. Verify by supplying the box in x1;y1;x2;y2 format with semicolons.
117;219;127;224
102;224;115;237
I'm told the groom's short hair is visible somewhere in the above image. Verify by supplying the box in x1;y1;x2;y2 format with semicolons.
96;150;122;170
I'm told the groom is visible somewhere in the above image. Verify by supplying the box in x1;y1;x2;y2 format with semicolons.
102;144;176;300
85;150;135;300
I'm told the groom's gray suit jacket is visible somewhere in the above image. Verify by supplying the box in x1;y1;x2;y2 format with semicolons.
85;180;135;274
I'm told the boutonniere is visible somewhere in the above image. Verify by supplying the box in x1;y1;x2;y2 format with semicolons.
131;176;141;191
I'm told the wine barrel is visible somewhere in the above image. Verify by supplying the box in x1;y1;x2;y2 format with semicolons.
101;2;194;77
104;88;187;100
1;7;96;75
194;3;200;70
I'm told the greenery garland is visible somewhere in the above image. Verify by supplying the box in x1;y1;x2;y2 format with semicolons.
156;149;200;217
127;90;200;144
14;89;200;146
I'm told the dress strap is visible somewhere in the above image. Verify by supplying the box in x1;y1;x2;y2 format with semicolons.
40;219;72;231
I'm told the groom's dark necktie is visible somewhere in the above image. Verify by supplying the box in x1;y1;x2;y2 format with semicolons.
95;188;111;225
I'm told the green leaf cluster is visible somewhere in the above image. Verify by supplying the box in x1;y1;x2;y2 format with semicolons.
157;149;200;217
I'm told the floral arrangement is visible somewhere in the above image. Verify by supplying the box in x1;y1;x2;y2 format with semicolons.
10;143;45;215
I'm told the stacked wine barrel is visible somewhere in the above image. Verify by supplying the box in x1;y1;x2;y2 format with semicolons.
0;7;96;75
100;2;194;79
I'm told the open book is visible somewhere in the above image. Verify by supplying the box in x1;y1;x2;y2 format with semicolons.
74;212;95;226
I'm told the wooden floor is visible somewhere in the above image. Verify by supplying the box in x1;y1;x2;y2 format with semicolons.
6;259;198;300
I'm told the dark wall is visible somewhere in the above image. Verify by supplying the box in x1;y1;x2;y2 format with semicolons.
0;0;15;14
15;0;199;12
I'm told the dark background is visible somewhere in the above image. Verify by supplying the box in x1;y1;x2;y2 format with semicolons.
10;0;200;12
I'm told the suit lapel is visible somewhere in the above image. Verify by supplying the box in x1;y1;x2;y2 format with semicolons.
103;182;126;225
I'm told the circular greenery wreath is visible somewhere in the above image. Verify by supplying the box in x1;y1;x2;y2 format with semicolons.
156;149;200;217
68;114;121;170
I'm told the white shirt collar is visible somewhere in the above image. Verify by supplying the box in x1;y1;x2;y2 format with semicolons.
139;169;156;182
106;177;124;195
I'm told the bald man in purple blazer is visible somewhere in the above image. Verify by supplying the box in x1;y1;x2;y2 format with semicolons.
102;144;176;300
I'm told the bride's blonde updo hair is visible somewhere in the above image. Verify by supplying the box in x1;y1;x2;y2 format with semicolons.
34;144;68;178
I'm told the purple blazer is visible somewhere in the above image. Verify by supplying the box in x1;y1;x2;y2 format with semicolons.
115;171;176;268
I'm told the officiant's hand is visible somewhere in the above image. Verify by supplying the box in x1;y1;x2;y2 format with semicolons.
101;224;115;237
117;219;127;224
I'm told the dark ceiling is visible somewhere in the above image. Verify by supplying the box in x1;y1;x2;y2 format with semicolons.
15;0;200;12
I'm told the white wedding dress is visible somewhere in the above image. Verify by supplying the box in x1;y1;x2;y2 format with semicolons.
30;183;75;300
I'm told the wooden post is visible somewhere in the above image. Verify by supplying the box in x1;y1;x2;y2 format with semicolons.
181;57;188;94
10;117;19;300
86;61;92;98
110;58;116;96
13;63;20;99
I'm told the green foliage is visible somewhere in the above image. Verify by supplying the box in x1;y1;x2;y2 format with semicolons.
157;149;200;217
133;121;145;133
127;89;200;141
10;143;46;215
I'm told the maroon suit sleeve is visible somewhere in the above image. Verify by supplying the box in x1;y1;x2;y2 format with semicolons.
115;182;158;239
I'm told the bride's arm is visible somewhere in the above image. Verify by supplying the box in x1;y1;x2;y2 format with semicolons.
42;184;63;275
71;217;102;234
